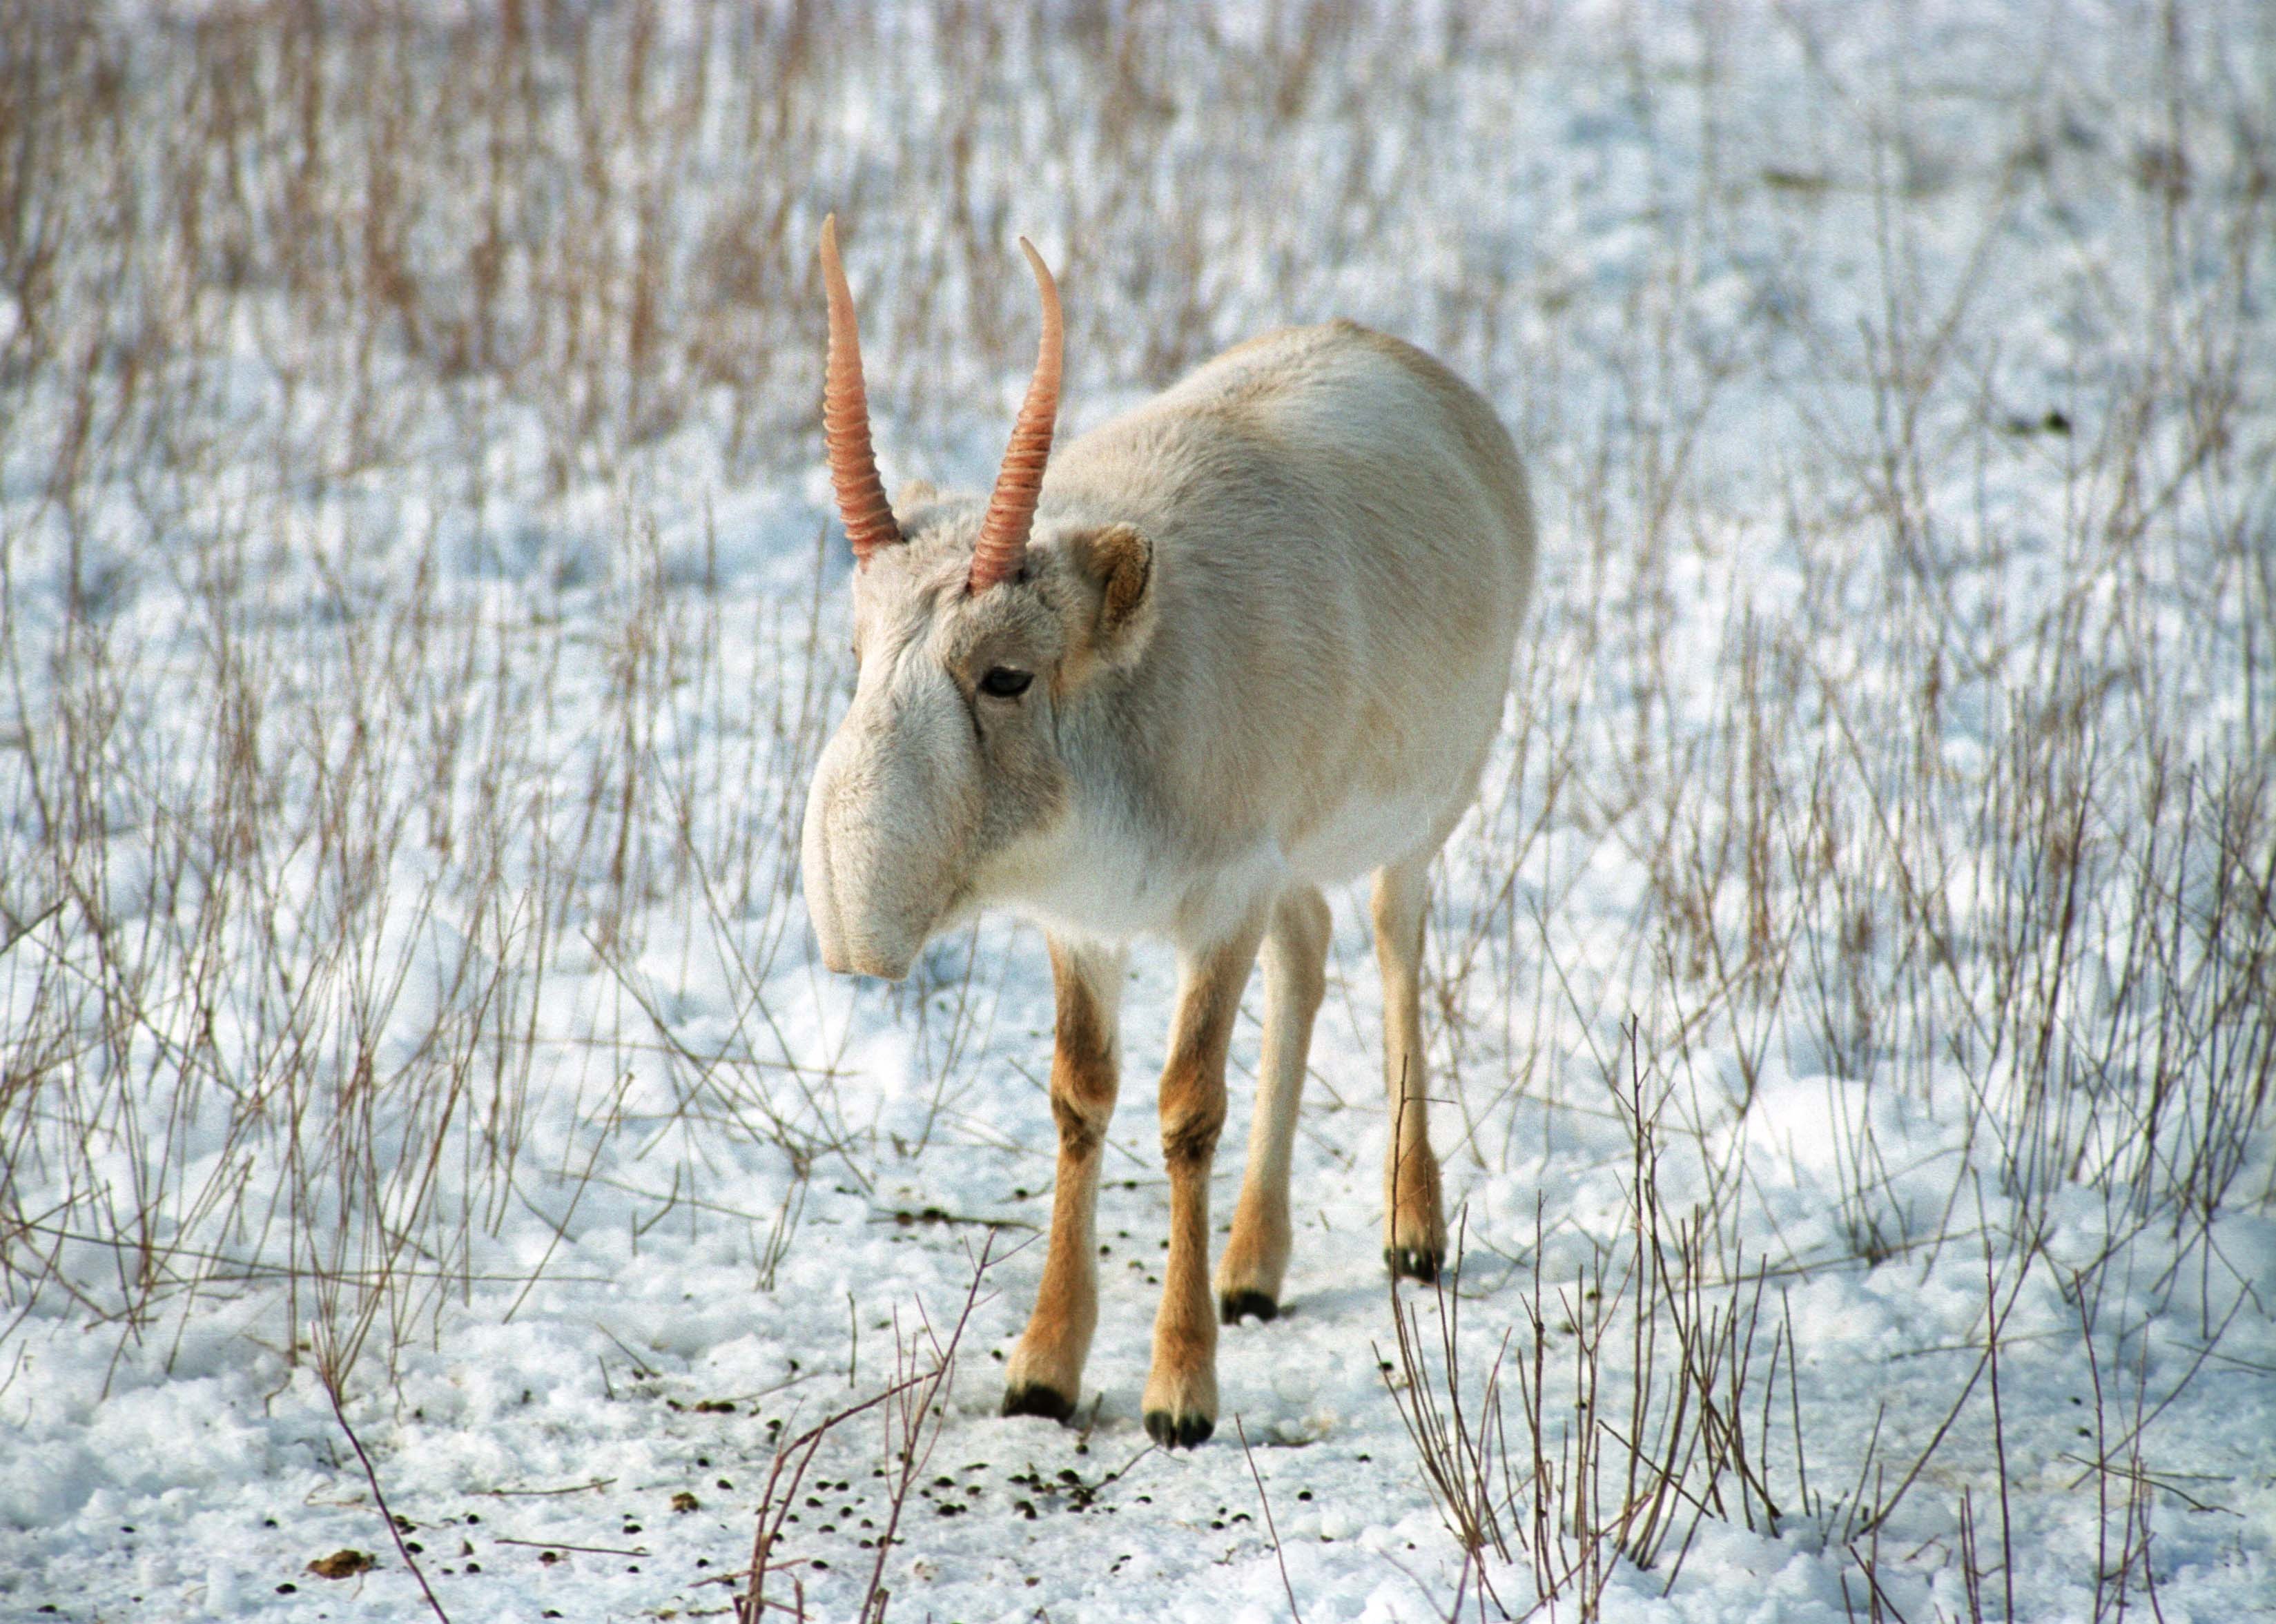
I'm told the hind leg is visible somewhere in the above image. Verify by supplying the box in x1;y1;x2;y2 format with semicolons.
1215;886;1331;1323
1373;854;1446;1281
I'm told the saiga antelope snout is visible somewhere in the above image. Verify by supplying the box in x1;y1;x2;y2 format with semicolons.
799;215;1535;1447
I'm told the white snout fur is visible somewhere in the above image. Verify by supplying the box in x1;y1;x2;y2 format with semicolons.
801;656;977;980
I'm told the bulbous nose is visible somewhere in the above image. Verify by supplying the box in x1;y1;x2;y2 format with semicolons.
800;716;940;985
804;825;920;981
801;790;877;975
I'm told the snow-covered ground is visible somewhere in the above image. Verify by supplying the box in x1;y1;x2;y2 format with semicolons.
3;3;2271;1620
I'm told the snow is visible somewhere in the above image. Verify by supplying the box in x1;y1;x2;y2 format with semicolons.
3;1;2273;1621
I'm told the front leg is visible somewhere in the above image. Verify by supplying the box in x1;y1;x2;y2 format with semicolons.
1003;938;1126;1421
1145;913;1267;1447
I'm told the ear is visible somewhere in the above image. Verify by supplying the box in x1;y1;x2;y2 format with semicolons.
1064;522;1156;670
893;477;941;510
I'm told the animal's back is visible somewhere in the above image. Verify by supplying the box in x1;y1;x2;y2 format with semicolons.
1048;323;1536;889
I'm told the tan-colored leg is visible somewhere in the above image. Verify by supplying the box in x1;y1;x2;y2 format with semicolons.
1215;886;1330;1323
1142;913;1266;1447
1374;854;1446;1281
1002;937;1125;1421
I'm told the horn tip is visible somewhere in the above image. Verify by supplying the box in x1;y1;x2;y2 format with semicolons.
1017;237;1059;313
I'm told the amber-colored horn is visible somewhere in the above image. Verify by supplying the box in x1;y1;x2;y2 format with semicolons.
819;215;901;563
969;238;1062;594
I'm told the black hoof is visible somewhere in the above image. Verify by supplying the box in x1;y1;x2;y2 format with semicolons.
1218;1290;1280;1324
1385;1245;1442;1284
1142;1408;1215;1449
1001;1382;1077;1423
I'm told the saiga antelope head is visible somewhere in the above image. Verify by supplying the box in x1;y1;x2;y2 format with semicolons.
800;217;1154;980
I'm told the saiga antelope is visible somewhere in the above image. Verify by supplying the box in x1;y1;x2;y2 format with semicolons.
801;217;1535;1447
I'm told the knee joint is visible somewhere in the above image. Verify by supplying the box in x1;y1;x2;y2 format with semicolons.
1160;1102;1225;1169
1051;1093;1109;1160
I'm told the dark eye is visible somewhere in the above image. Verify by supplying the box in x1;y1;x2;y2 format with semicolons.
978;667;1033;699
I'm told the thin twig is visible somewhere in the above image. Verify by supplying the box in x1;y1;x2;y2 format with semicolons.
490;1536;650;1556
1235;1415;1303;1624
474;1478;616;1498
320;1376;454;1624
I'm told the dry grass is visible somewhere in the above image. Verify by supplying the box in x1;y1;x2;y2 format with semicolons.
0;0;2269;1613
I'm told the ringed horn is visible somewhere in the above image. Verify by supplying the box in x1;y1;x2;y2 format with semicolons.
818;217;1062;591
819;213;902;562
969;237;1063;594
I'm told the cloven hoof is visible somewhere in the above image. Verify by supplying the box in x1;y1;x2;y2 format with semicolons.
1385;1245;1443;1284
1218;1289;1281;1324
1000;1383;1078;1423
1142;1408;1215;1449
